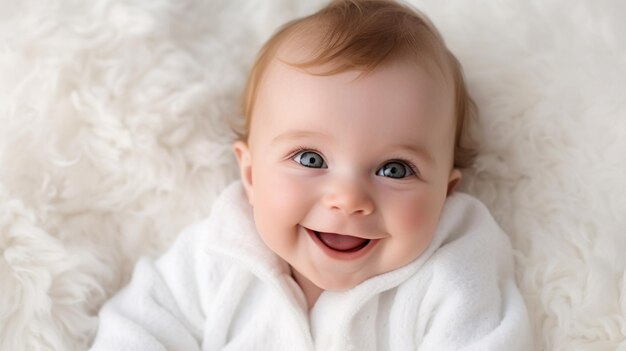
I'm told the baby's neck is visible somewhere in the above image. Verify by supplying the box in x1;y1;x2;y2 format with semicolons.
290;267;323;310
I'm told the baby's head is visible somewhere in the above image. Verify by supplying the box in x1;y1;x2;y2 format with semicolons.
233;0;477;303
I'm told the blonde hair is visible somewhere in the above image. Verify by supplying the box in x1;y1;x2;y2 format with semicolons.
237;0;477;168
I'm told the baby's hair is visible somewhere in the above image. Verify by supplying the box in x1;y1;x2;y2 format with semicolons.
237;0;477;168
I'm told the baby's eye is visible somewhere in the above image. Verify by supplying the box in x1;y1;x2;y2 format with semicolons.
292;150;327;169
376;161;414;179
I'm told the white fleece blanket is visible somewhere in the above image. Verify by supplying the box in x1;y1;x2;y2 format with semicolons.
90;182;531;350
1;1;625;350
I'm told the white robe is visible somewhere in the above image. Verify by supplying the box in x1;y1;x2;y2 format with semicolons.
91;181;532;350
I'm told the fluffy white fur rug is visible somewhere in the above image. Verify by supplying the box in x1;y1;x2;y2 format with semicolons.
1;0;624;350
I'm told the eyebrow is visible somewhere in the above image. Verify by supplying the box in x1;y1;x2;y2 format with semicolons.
391;143;436;167
271;130;329;145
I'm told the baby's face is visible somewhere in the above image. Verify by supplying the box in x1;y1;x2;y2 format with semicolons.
234;56;460;292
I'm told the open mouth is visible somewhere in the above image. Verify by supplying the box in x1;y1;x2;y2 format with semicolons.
314;231;370;252
304;227;378;260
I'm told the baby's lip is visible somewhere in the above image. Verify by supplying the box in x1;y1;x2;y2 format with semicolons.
305;227;380;241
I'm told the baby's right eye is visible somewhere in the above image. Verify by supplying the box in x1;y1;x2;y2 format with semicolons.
292;150;327;169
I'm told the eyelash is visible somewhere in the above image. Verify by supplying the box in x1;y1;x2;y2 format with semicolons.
286;147;420;177
286;146;323;161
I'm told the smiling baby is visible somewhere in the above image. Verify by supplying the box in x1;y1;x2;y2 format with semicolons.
91;1;532;350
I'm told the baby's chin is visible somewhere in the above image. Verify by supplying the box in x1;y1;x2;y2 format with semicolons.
308;271;375;292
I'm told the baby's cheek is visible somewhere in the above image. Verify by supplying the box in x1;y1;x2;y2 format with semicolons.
254;172;311;231
267;176;308;214
394;195;439;242
251;176;299;254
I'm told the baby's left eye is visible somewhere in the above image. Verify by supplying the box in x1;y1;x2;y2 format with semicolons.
376;161;414;179
292;150;327;169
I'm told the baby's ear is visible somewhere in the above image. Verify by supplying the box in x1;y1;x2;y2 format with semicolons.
446;168;462;196
232;141;254;205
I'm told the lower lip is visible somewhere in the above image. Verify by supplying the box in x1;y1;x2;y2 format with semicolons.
305;228;379;261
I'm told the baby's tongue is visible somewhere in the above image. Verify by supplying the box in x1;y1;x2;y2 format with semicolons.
317;232;368;251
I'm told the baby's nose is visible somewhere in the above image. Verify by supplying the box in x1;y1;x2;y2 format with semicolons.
322;179;375;216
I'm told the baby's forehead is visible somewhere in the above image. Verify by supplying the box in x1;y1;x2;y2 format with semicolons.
254;55;457;138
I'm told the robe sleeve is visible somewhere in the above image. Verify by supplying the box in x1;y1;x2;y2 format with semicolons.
90;221;214;351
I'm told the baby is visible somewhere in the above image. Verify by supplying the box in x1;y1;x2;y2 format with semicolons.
92;1;531;350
